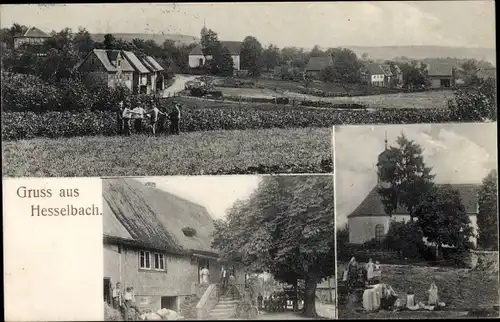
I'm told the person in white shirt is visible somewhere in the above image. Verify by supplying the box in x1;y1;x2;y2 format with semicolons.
146;100;166;135
112;282;122;309
200;266;210;285
122;107;133;136
132;105;146;134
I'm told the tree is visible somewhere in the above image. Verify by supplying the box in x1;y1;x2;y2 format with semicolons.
415;184;474;257
377;133;435;221
448;77;497;121
329;48;362;83
477;169;498;250
361;52;369;60
103;33;116;50
210;43;234;76
384;221;425;259
461;59;481;86
72;27;95;55
240;36;264;77
399;61;429;89
212;176;334;317
319;65;335;83
310;45;325;57
200;29;219;57
262;44;280;71
0;23;28;48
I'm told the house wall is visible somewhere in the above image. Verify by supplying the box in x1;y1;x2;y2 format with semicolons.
348;216;390;244
189;54;240;70
84;72;108;89
103;244;243;312
107;72;133;91
429;76;454;89
370;74;386;87
305;70;321;78
14;37;48;49
349;214;478;247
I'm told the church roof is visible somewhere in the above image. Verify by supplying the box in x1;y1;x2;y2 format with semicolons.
348;183;480;218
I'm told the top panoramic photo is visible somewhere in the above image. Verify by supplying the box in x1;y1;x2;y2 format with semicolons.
1;2;496;177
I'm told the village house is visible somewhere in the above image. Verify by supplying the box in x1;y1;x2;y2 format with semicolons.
13;26;52;49
427;63;455;88
304;56;334;78
188;41;242;71
364;63;393;88
346;140;479;247
103;178;246;315
76;49;164;94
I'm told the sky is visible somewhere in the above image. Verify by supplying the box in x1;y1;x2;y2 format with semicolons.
334;122;498;228
0;2;495;49
135;175;261;220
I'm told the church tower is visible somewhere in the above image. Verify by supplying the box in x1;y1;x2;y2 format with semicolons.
376;131;392;188
201;19;208;38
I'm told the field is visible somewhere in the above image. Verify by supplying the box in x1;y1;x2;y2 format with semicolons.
213;79;454;110
337;262;499;319
2;127;331;177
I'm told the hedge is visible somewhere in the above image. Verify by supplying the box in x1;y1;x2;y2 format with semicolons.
2;106;458;141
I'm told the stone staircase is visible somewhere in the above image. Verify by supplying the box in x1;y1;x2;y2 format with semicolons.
207;294;240;320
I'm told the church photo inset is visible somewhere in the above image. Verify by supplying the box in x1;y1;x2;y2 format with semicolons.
334;122;499;319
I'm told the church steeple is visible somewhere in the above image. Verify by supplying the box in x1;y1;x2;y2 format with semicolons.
201;19;208;38
377;132;391;187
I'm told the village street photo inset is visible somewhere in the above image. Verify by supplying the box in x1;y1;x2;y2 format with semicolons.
102;175;335;320
334;122;499;319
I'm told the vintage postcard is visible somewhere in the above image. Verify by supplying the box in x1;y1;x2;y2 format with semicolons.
334;122;499;319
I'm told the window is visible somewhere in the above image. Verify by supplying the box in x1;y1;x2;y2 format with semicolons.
154;253;165;270
375;224;385;244
139;250;151;269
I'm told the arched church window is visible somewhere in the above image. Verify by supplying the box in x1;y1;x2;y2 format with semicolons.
375;224;385;243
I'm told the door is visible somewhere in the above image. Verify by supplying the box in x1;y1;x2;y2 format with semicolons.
161;296;177;310
103;278;111;304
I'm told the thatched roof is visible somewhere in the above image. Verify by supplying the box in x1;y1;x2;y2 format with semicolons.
103;178;217;256
348;183;480;218
428;63;454;77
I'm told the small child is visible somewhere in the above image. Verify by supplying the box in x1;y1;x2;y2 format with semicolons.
373;260;382;283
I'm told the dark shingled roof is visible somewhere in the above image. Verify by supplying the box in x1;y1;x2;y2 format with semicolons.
348;183;480;218
76;49;135;72
365;63;386;75
22;27;51;38
305;56;333;72
189;41;242;55
428;63;454;77
103;178;217;255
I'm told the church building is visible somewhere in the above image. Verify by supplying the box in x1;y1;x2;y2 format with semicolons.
347;136;479;247
188;22;242;70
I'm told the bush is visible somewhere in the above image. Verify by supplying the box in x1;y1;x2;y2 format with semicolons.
383;221;426;260
448;78;497;121
1;73;136;113
1;73;62;112
2;105;461;141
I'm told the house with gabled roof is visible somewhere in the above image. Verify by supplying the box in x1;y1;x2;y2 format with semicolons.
304;56;334;78
427;63;455;88
189;41;242;71
102;178;246;315
363;63;394;88
13;26;52;49
76;49;135;90
76;49;165;94
347;141;479;247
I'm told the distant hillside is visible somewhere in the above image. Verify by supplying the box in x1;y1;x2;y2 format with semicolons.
348;46;496;65
91;33;199;46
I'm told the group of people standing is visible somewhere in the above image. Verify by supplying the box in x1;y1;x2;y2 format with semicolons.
343;257;382;290
116;98;181;136
111;282;140;321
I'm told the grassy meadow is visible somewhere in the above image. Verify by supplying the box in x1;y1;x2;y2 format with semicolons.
2;127;332;177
